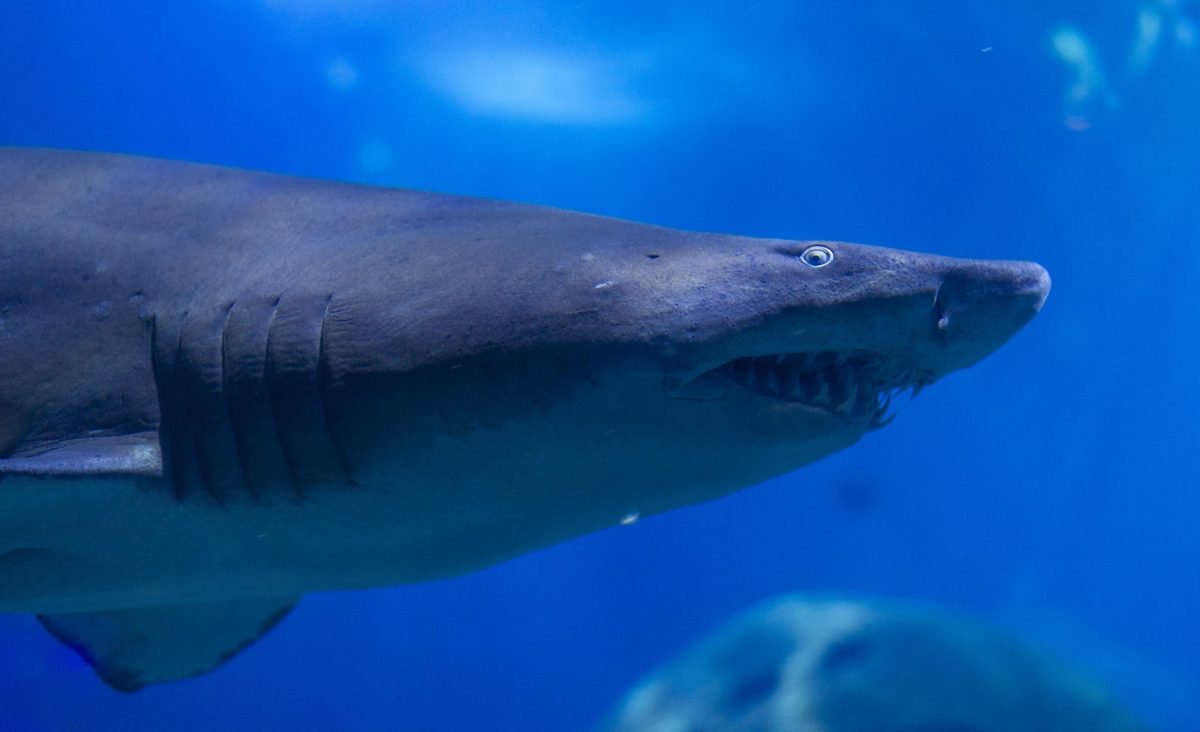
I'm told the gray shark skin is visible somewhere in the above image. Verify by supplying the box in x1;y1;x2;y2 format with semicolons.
0;148;1049;690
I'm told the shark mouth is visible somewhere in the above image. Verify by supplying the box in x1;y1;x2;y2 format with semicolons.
705;351;926;429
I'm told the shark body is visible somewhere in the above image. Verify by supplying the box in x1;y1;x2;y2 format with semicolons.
0;148;1048;689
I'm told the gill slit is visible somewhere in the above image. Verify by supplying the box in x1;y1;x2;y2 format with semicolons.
176;309;222;505
149;314;183;501
264;296;304;499
318;293;358;487
219;300;261;504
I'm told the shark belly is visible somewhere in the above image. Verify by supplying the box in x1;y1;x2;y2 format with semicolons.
0;474;352;613
0;371;854;615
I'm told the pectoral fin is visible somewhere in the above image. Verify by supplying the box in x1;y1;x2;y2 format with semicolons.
38;597;297;691
0;432;162;478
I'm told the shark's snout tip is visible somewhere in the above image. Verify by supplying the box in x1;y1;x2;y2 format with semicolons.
1020;261;1051;312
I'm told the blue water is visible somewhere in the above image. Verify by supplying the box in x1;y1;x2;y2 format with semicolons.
1;1;1197;729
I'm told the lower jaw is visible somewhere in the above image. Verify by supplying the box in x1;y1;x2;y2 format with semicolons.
734;384;887;428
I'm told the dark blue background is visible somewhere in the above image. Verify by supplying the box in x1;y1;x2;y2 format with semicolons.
2;1;1197;729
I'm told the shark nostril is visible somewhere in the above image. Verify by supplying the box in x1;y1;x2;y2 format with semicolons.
931;281;953;334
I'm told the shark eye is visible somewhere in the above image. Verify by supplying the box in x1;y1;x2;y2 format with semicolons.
801;245;834;268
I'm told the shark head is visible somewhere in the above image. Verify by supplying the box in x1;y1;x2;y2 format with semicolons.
657;237;1050;432
326;212;1049;546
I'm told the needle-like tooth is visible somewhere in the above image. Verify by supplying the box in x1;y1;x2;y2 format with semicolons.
788;368;801;398
835;368;857;412
856;379;875;413
814;370;830;405
755;360;773;391
870;411;896;429
869;389;895;428
766;367;778;394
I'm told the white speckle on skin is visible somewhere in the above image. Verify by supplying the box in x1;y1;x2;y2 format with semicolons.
937;313;950;330
594;280;616;289
620;512;640;526
581;253;597;262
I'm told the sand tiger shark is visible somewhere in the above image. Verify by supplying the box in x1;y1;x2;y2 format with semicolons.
0;148;1049;691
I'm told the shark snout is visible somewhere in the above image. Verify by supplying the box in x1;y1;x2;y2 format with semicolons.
926;258;1050;373
1005;259;1051;312
935;257;1049;315
662;243;1049;403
